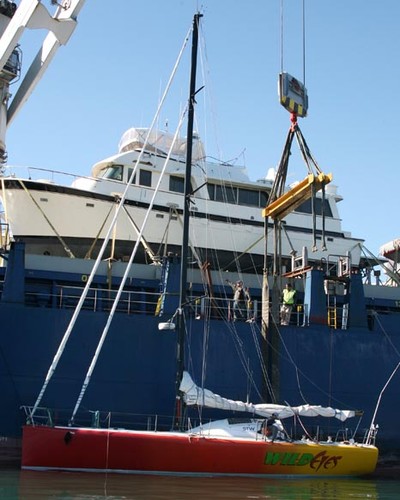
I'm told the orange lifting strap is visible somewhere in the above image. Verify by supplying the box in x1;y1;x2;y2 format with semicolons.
262;172;332;220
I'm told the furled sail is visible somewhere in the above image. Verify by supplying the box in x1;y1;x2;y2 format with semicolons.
180;371;356;422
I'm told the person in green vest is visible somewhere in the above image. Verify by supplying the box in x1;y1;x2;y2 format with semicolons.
281;283;296;325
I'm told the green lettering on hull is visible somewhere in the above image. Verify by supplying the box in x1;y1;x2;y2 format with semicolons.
264;451;342;470
264;452;283;465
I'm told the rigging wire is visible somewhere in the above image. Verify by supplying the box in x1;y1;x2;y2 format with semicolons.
302;0;306;86
267;316;364;409
29;22;195;419
70;105;191;425
368;360;400;441
173;22;227;412
280;0;284;74
249;322;277;402
374;313;400;359
198;17;223;163
280;0;307;84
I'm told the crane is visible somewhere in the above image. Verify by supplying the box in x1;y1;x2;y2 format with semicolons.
0;0;86;164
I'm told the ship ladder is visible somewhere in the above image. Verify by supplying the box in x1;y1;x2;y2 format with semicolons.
342;303;349;330
327;295;337;329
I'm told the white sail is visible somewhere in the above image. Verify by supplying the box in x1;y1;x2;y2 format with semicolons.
180;371;356;422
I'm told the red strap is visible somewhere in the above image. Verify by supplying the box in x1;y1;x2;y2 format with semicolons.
290;112;298;131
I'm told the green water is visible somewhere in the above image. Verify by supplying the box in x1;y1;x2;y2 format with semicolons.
0;468;399;499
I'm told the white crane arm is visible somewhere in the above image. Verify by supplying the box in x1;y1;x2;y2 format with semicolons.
3;0;86;125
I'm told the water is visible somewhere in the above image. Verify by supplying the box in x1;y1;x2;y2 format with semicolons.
0;469;399;500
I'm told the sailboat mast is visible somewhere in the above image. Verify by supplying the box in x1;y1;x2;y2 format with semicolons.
174;12;202;427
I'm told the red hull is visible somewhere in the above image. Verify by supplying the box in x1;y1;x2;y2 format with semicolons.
21;425;378;476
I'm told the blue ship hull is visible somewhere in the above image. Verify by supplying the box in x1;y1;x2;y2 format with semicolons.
0;243;399;463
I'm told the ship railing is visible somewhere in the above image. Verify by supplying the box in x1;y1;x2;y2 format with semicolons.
334;427;352;442
21;406;183;433
20;407;369;445
158;294;255;322
25;286;325;326
294;303;308;326
60;286;159;315
214;297;259;321
24;285;160;315
295;300;349;330
23;284;262;322
21;406;54;427
363;424;379;446
21;282;328;327
0;221;10;251
291;247;308;273
1;165;94;186
278;302;308;327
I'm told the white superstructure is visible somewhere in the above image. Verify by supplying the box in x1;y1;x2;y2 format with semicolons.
1;127;363;271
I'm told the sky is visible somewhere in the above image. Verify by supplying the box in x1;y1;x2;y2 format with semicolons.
4;0;400;257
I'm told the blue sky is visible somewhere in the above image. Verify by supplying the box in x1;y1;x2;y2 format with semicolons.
5;0;399;256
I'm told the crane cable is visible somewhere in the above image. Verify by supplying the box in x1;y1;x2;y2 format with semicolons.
280;0;307;87
279;1;328;251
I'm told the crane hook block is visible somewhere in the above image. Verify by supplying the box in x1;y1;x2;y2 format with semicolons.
278;73;308;118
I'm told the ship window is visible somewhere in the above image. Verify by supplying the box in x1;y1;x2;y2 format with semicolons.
215;185;237;204
127;168;137;184
139;169;152;187
260;191;269;207
170;175;184;193
295;198;333;217
102;165;123;182
238;188;260;207
207;182;268;207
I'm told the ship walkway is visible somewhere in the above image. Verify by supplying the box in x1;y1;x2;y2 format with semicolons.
0;268;397;328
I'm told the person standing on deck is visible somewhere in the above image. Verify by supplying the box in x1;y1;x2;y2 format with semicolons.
244;287;254;322
280;283;296;325
226;280;246;321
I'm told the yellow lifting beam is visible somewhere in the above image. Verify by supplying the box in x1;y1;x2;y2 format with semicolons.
262;172;332;221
